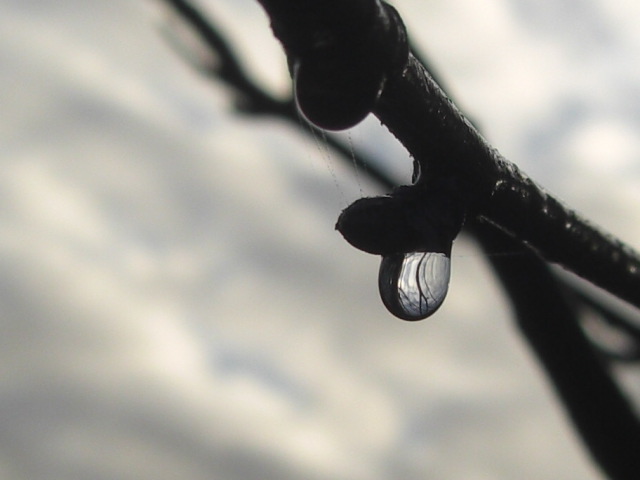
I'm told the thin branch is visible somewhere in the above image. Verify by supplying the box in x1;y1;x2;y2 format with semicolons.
158;0;396;188
156;1;640;478
256;0;640;311
161;0;293;115
472;219;640;480
160;0;640;361
408;40;640;365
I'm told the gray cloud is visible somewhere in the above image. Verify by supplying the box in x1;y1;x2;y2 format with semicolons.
1;0;637;479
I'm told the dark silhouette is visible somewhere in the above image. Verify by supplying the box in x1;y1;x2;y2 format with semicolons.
159;1;640;478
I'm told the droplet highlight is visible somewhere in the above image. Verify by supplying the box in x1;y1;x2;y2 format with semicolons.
379;251;451;321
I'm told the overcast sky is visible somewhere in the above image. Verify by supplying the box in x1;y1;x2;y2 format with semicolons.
1;0;640;479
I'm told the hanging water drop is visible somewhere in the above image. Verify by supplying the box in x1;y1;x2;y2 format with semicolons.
336;182;464;320
379;251;451;321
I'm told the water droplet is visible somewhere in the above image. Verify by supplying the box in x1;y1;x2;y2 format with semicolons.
293;58;385;131
379;251;451;321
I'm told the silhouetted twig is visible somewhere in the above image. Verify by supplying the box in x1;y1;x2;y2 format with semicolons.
472;219;640;480
256;0;640;310
156;1;640;478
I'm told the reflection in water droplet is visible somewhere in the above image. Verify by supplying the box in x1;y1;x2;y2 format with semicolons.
378;252;451;321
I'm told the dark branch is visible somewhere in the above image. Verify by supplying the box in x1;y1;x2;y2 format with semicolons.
160;0;640;362
156;2;640;478
256;0;640;312
472;219;640;480
161;0;294;116
159;0;397;188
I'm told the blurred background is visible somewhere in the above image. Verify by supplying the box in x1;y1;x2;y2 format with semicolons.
1;0;639;478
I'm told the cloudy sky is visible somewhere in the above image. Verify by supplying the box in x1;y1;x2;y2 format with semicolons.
1;0;640;479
